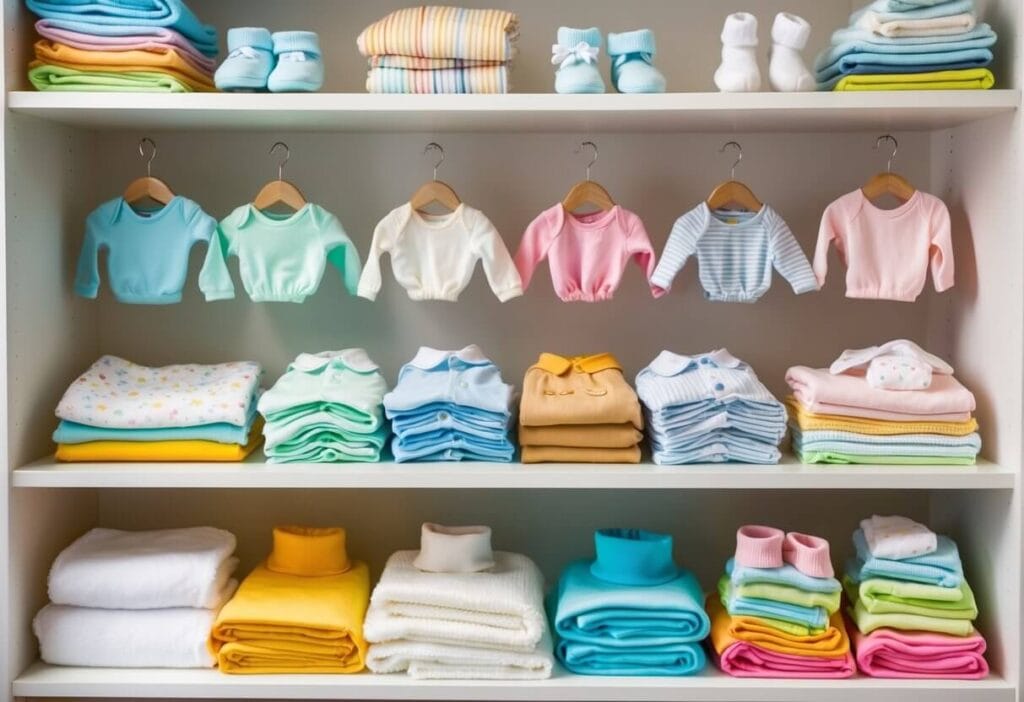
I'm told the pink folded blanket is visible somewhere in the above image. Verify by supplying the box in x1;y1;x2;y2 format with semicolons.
785;366;975;422
716;641;856;678
35;20;215;72
853;627;989;679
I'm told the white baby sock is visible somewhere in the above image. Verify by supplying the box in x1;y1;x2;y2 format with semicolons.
769;12;814;92
715;12;761;92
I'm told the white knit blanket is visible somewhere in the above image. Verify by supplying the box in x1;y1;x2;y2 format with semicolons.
367;631;554;679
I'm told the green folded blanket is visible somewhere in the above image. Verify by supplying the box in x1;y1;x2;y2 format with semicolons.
832;68;995;91
732;579;841;615
29;62;193;92
844;575;977;620
848;599;976;636
796;450;976;465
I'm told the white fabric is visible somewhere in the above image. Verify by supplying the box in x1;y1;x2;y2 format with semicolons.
413;523;495;573
408;345;490;370
857;10;977;38
715;13;761;92
860;515;938;560
279;50;307;62
769;13;814;92
364;550;546;650
830;339;953;376
48;527;237;610
866;354;934;391
367;631;554;680
34;604;218;668
551;41;600;67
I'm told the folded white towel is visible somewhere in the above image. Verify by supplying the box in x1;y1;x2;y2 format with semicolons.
34;604;218;668
49;527;237;610
366;631;554;680
857;10;977;38
860;515;938;560
364;550;546;651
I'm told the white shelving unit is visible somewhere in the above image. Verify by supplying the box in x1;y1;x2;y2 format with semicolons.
2;1;1023;702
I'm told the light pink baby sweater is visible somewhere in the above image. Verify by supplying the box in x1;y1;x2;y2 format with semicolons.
813;190;954;302
514;204;661;302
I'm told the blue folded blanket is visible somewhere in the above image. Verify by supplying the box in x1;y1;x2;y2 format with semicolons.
849;529;964;587
556;639;707;676
831;23;994;48
727;558;841;594
817;52;992;89
853;0;975;23
815;28;996;71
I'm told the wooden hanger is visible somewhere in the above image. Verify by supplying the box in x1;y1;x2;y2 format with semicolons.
124;138;174;207
410;142;462;213
861;135;916;203
253;142;308;212
706;141;763;212
561;141;616;213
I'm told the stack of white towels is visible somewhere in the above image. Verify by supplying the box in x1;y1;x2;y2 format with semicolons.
364;523;553;679
34;527;238;668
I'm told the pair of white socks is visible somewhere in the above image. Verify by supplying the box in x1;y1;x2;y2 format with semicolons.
714;12;813;93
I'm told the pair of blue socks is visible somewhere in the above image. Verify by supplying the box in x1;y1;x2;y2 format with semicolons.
553;27;666;94
215;28;323;93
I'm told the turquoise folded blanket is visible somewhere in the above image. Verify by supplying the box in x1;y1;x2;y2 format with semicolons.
853;0;975;23
727;558;842;594
719;578;829;630
850;529;963;588
556;639;707;676
53;412;256;445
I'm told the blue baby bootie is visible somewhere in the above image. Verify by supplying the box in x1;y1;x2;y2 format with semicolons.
267;31;324;93
215;28;274;92
608;29;666;93
552;27;605;94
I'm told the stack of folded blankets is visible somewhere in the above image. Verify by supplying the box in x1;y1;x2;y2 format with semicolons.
520;353;643;463
383;345;515;462
552;528;710;676
35;527;238;668
635;350;787;465
258;350;389;463
365;523;553;679
53;355;263;462
210;526;369;673
25;0;217;92
708;525;855;678
845;515;988;678
356;6;519;93
786;340;981;465
815;0;997;91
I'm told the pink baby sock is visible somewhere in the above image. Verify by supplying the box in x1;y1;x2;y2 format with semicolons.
783;532;834;578
735;525;785;568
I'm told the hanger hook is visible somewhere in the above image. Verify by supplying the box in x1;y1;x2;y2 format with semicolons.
269;141;290;181
720;141;742;181
875;134;899;173
424;142;445;181
139;137;157;178
575;141;598;181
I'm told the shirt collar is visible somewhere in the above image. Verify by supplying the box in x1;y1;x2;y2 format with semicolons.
407;345;491;370
647;349;744;377
291;348;379;374
533;353;622;376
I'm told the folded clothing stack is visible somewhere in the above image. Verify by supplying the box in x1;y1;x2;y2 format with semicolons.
708;525;855;678
786;340;981;465
815;0;996;90
364;523;553;679
54;356;263;462
636;350;787;465
383;345;515;462
520;353;643;463
845;515;988;678
356;6;519;93
26;0;217;92
210;526;369;674
553;529;710;676
258;350;389;463
34;527;237;668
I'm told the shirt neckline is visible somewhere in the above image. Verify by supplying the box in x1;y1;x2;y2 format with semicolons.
246;202;314;227
704;201;768;228
648;349;744;376
857;188;922;219
119;195;182;224
407;345;490;370
407;203;466;230
562;204;621;231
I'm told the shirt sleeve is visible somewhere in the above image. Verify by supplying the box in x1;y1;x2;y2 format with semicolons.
768;210;818;295
73;210;106;299
469;210;523;302
929;199;954;292
649;207;704;294
513;207;561;292
318;211;363;297
198;219;236;302
812;201;846;289
624;214;662;299
356;211;397;302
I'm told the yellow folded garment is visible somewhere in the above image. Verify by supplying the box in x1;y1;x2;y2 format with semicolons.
707;598;849;658
34;40;214;91
786;397;978;437
521;445;641;464
518;423;642;449
832;68;994;92
56;421;263;462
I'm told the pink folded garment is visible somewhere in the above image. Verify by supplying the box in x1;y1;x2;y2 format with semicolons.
853;627;989;679
716;641;856;678
785;366;975;422
35;20;215;72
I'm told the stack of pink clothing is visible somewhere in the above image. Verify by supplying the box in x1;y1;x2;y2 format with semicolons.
851;628;989;679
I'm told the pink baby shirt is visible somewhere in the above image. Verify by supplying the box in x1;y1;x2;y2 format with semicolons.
514;204;661;302
813;189;954;302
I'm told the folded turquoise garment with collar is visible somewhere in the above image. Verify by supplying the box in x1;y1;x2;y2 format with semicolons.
850;529;964;587
53;401;257;445
556;638;707;676
852;0;975;23
719;578;829;629
727;557;841;594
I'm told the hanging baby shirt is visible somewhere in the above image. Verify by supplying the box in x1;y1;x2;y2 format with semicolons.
515;204;660;302
813;189;953;302
357;203;522;302
199;203;361;303
650;203;818;302
74;196;217;304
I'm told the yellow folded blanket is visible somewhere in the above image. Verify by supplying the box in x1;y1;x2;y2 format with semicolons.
56;421;263;462
34;40;214;91
707;598;849;658
786;397;978;437
832;68;995;92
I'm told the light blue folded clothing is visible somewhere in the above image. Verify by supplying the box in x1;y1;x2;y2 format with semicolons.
54;409;256;445
264;423;388;452
817;57;992;90
391;430;514;463
727;558;842;594
390;404;511;439
721;579;829;629
853;0;975;23
652;443;781;466
33;17;217;56
832;23;993;48
261;405;386;437
556;639;706;676
647;409;786;444
851;529;963;587
653;429;784;454
815;34;996;77
792;429;980;458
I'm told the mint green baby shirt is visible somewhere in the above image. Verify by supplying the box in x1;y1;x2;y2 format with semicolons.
199;203;361;303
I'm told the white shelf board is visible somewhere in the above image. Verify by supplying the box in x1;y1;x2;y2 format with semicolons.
11;663;1014;702
11;455;1014;490
7;91;1020;133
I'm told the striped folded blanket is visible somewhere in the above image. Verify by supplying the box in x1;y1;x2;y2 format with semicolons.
357;6;519;62
367;65;509;94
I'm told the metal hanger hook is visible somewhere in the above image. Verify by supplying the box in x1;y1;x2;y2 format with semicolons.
270;142;290;181
575;141;599;181
424;142;445;181
875;134;899;173
139;137;157;178
720;141;743;181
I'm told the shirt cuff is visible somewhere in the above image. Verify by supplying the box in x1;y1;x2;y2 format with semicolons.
791;279;819;295
204;290;235;302
495;285;523;302
74;284;99;299
356;286;379;302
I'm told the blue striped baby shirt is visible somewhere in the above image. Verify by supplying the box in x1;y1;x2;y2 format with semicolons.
651;203;818;302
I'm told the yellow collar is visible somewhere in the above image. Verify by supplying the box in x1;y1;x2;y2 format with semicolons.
266;526;351;576
533;353;622;376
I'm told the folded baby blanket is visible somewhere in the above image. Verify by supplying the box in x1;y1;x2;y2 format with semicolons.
55;421;263;462
727;576;841;614
856;10;977;37
796;450;977;465
35;20;215;69
843;575;977;619
852;626;989;678
522;445;642;464
35;604;218;667
785;397;979;436
848;598;975;636
851;529;964;587
706;598;849;657
49;527;237;610
29;62;194;91
54;405;257;445
854;0;976;24
357;6;519;62
860;514;937;560
367;631;555;680
727;558;842;595
34;40;214;90
829;24;995;50
720;578;829;630
791;428;980;462
367;65;509;94
556;638;707;676
831;68;995;90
